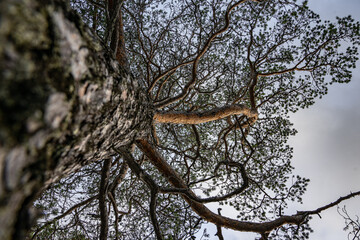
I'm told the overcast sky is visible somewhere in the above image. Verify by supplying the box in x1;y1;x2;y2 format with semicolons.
198;0;360;239
287;0;360;239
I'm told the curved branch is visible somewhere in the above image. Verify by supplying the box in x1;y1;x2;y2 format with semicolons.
136;139;360;235
107;192;120;239
150;190;163;240
154;104;258;125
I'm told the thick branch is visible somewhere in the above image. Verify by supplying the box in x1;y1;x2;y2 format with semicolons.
154;105;258;125
99;159;111;240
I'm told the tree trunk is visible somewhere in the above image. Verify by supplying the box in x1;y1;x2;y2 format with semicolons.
0;0;153;239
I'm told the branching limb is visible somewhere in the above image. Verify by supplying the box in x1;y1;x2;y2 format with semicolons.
106;161;129;240
148;60;194;94
31;196;97;239
109;162;129;193
338;206;360;240
136;139;360;235
107;192;120;239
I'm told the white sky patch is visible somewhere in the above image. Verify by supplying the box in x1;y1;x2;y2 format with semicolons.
286;68;360;240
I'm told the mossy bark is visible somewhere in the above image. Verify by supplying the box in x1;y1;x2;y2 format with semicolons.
0;0;153;239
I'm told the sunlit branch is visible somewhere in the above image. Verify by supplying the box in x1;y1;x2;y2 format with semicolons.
154;104;258;125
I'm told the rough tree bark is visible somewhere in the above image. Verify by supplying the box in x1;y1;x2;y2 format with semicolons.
0;0;152;239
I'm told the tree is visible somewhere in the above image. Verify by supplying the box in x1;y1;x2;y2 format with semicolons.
0;0;359;239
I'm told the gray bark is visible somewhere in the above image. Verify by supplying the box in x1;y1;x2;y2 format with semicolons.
0;0;153;239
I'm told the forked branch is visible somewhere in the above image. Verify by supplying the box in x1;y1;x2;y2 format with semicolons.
155;0;250;109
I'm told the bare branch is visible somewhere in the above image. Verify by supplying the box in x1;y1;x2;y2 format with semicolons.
303;191;360;216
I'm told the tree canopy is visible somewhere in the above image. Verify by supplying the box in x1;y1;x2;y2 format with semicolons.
0;0;360;239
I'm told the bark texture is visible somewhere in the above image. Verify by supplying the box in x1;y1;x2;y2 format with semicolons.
0;0;152;239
